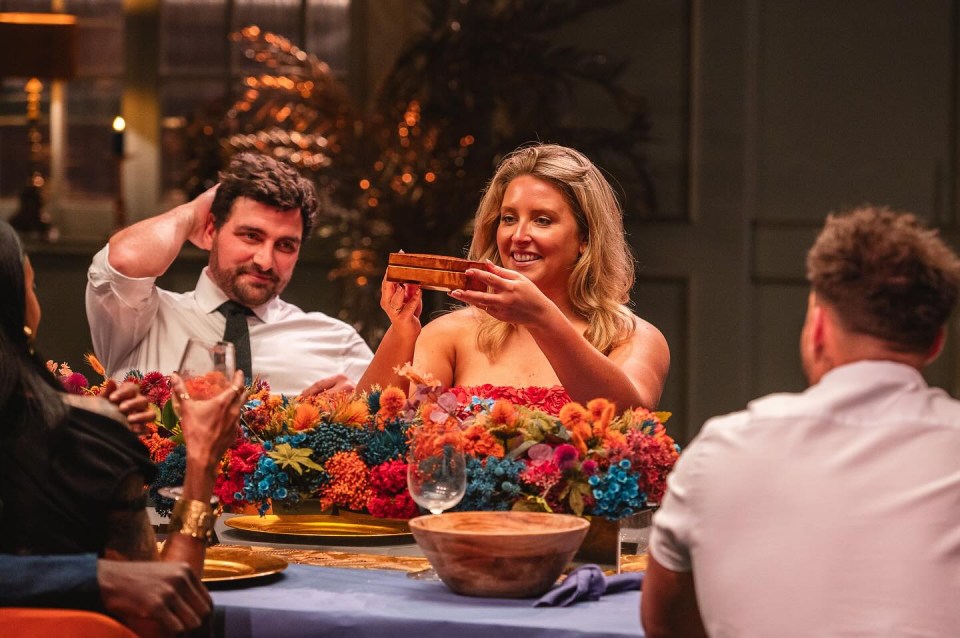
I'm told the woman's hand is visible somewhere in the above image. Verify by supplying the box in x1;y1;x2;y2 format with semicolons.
380;271;422;339
103;380;155;434
451;261;553;326
170;371;245;468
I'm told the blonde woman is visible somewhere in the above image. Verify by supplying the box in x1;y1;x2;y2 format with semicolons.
412;143;669;411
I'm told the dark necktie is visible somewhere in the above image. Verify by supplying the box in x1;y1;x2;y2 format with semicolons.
217;301;253;381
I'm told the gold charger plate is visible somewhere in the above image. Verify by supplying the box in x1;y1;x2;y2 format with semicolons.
202;546;288;583
224;513;412;541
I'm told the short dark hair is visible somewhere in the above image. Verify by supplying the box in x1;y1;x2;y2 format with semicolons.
210;153;319;238
807;206;960;353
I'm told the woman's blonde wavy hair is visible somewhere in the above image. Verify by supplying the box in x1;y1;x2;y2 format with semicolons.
467;143;636;358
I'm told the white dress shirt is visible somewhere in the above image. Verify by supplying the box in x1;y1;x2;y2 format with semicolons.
86;245;373;395
650;360;960;637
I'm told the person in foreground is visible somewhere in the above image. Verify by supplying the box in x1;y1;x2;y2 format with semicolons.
2;220;245;635
641;207;960;637
411;143;669;411
86;152;414;396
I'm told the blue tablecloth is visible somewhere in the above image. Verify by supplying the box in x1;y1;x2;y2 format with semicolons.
212;564;644;637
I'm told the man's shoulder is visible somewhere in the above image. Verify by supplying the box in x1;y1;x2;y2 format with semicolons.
694;390;806;443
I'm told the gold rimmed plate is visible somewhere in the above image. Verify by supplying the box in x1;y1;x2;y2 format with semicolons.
224;513;412;543
202;546;288;583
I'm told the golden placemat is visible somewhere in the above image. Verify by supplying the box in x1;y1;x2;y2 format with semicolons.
213;544;648;575
215;544;432;572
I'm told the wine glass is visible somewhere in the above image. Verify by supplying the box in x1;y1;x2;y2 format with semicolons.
406;424;466;580
177;339;235;400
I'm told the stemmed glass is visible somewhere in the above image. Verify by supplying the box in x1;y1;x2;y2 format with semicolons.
157;339;236;506
406;423;467;580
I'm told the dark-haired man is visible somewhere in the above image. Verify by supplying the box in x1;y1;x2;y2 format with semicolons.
642;207;960;637
87;153;373;396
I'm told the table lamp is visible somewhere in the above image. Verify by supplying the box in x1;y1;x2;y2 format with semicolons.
0;12;77;238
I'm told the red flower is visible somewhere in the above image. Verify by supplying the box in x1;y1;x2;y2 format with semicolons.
368;460;408;495
137;371;171;407
367;491;419;518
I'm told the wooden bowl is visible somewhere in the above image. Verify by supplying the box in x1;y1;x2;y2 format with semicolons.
409;511;590;598
386;252;486;291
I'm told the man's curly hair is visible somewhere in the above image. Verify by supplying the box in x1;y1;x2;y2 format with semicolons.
209;153;319;238
807;206;960;353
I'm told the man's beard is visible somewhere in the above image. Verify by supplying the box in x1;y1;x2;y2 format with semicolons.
209;251;284;307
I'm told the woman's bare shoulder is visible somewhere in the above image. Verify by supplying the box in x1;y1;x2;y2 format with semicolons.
615;309;670;362
420;307;481;339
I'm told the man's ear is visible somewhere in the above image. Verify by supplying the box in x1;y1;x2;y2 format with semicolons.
201;218;217;251
809;301;826;354
924;326;947;365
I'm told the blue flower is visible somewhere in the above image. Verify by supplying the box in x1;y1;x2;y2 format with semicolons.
590;463;646;520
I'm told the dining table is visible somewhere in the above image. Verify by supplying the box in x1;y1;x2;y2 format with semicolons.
204;512;647;637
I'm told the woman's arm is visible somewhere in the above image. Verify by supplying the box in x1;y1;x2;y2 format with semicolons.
357;277;423;392
161;372;245;574
451;263;669;411
528;304;668;410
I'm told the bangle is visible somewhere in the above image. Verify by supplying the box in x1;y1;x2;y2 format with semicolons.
168;498;217;542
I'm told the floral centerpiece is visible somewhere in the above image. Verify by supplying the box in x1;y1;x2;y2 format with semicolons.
50;359;680;521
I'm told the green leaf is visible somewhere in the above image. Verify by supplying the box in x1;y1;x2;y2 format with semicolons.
511;496;552;513
505;439;538;460
160;399;179;431
569;488;585;516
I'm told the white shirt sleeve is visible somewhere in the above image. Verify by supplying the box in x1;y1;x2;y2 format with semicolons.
648;435;704;572
340;329;375;385
85;244;160;375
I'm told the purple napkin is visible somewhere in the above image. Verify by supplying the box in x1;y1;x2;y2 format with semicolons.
533;564;644;607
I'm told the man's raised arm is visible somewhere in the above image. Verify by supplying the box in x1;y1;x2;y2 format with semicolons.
107;186;216;278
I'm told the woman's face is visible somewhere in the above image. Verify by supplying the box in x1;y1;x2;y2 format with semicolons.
24;255;41;338
496;175;585;297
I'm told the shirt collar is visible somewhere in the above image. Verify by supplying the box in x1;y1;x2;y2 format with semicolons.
195;267;278;322
816;359;926;390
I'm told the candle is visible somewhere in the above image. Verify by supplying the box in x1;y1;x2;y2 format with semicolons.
112;116;125;157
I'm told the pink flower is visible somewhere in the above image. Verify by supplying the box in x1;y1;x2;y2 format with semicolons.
527;443;553;463
553;443;579;470
60;372;89;395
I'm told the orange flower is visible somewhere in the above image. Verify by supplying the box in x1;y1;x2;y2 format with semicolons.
559;402;590;431
319;450;372;511
330;397;370;427
489;399;517;427
84;352;106;377
395;363;441;389
292;403;320;431
570;429;589;457
462;423;504;459
377;386;407;423
587;398;615;439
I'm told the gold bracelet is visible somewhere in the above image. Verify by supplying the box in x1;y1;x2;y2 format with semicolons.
168;498;217;542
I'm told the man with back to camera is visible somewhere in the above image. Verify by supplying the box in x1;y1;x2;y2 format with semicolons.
641;207;960;637
86;152;373;396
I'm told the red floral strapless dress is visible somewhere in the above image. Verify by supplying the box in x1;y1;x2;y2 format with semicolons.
449;384;572;416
